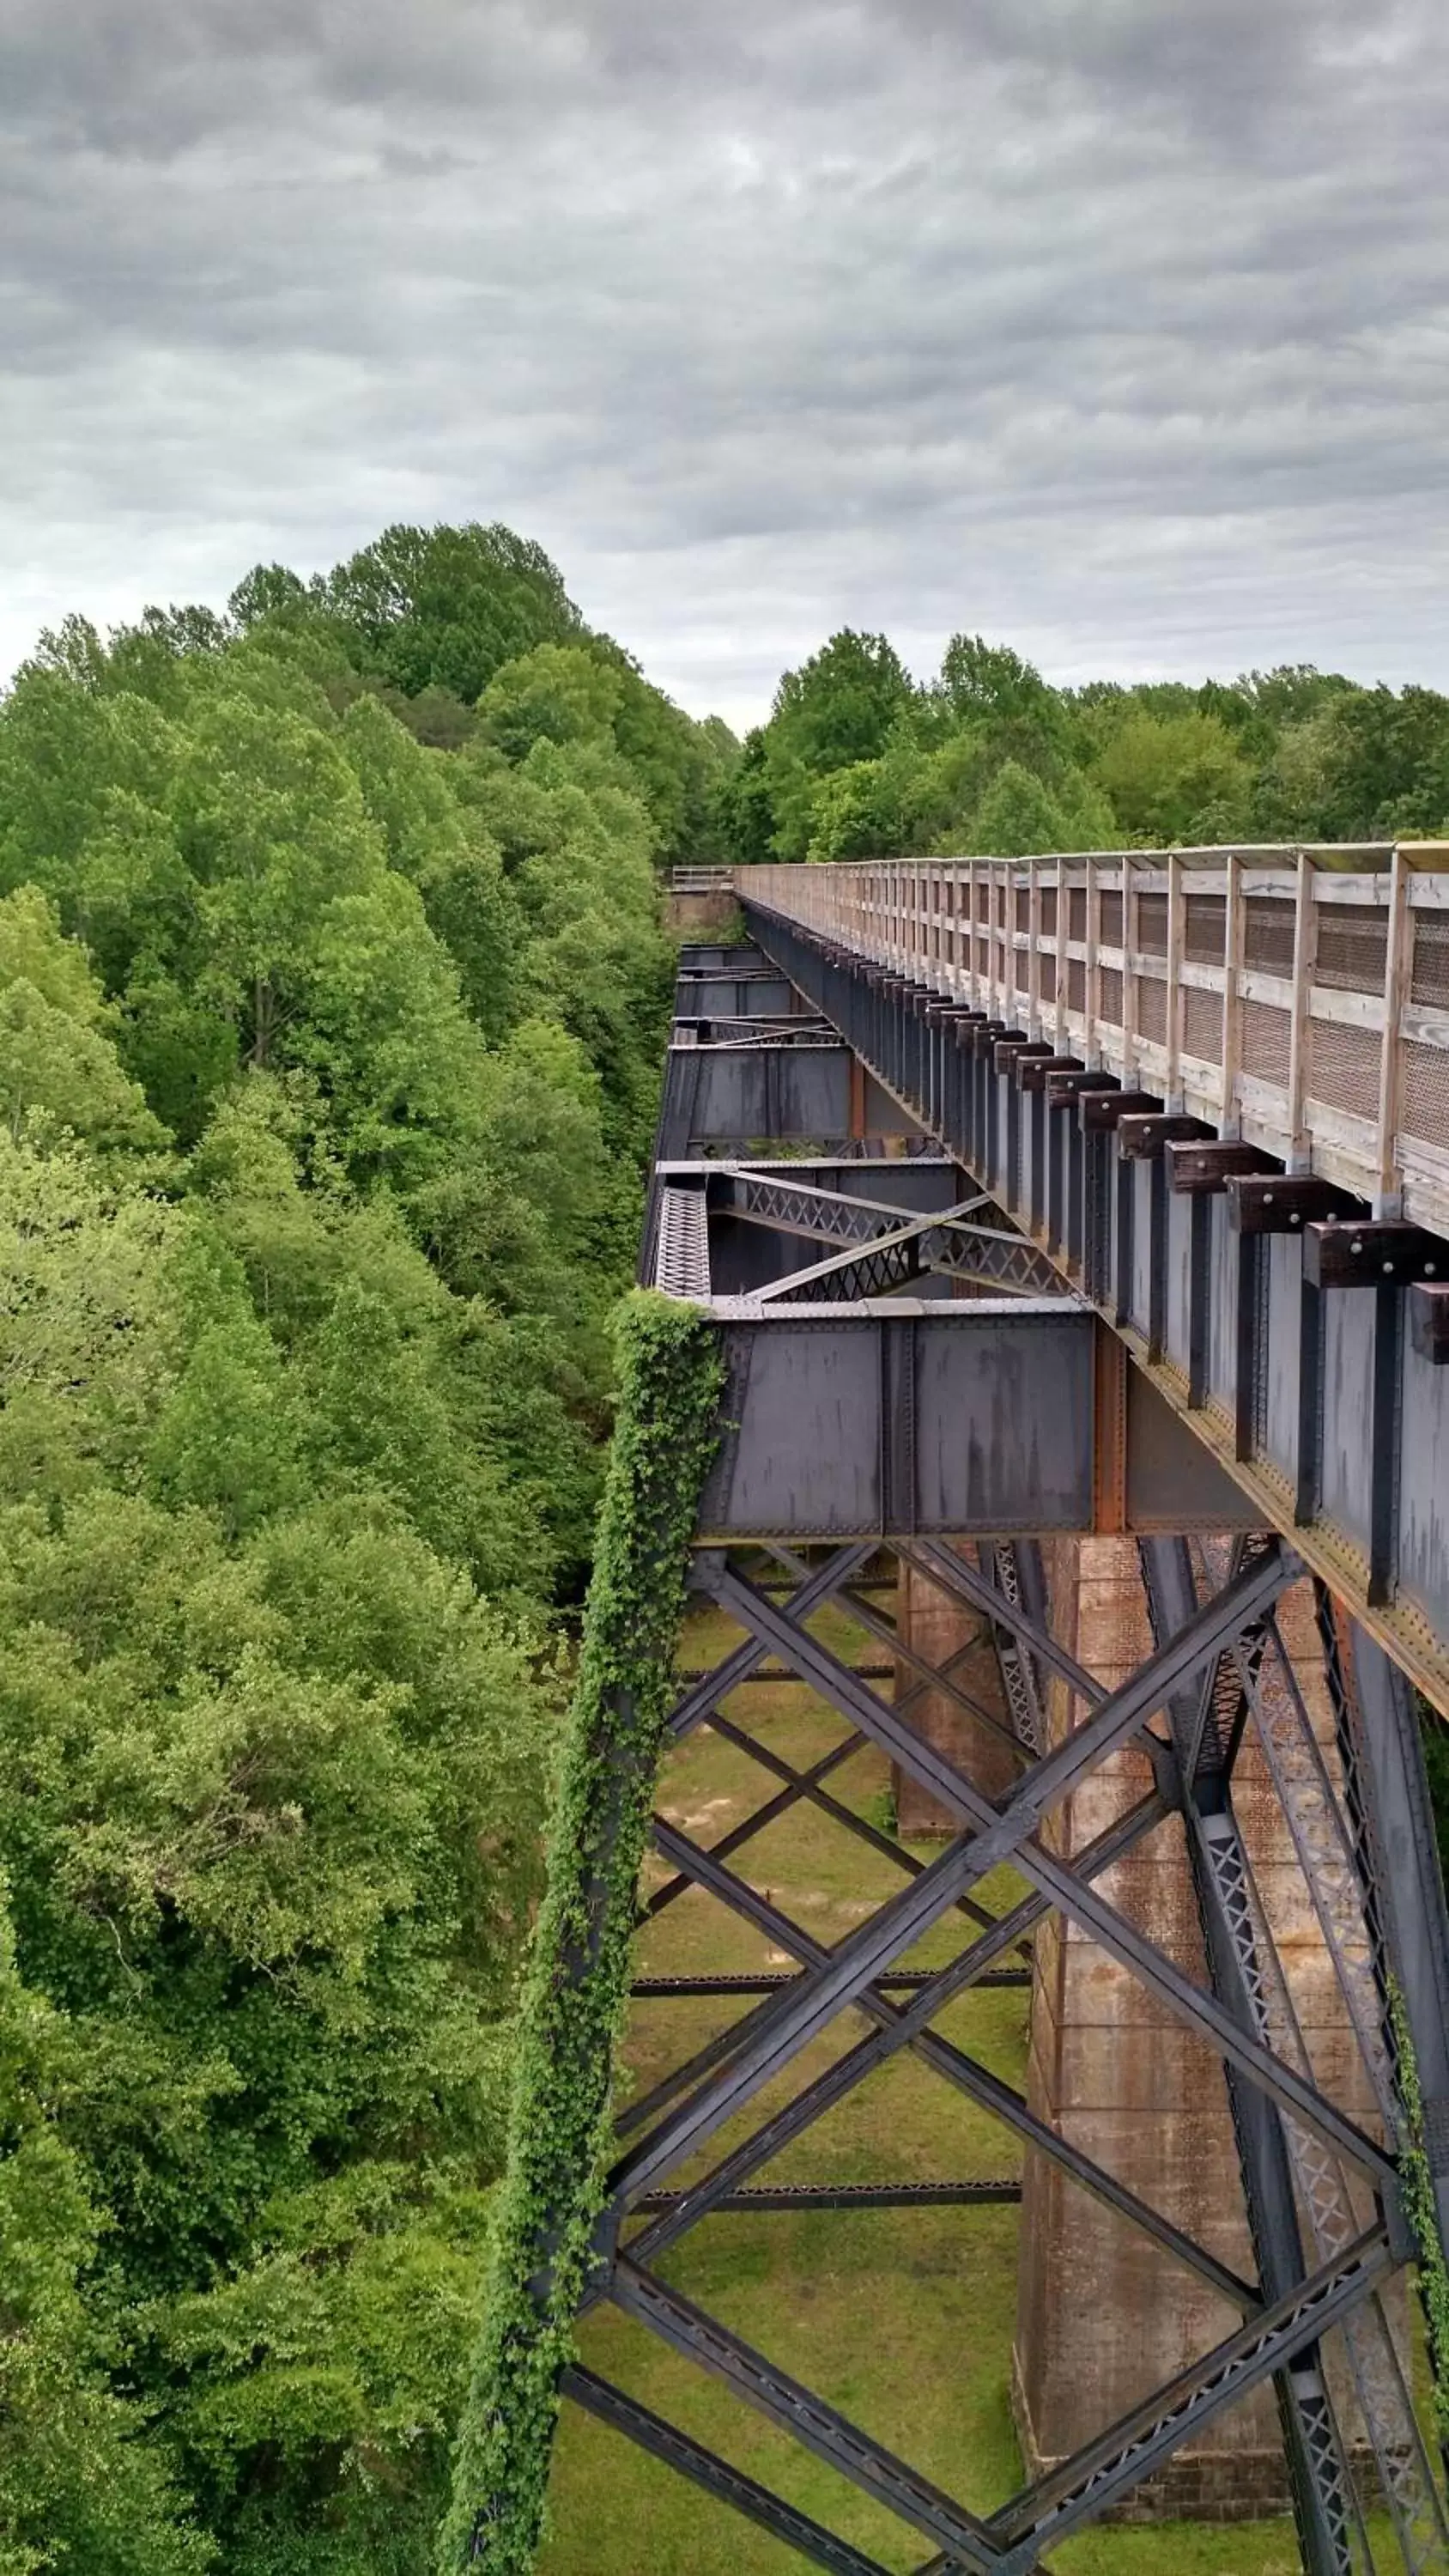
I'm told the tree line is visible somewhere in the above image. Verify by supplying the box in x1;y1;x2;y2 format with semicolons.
714;628;1449;864
0;523;733;2573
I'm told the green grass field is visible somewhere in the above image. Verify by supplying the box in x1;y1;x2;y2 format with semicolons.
536;1602;1391;2576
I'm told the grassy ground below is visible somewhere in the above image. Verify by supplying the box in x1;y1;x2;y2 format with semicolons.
537;1600;1398;2575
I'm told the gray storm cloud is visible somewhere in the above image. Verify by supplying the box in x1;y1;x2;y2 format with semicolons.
3;0;1447;724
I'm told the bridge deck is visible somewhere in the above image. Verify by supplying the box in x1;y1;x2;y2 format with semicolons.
706;860;1449;1716
739;847;1449;1236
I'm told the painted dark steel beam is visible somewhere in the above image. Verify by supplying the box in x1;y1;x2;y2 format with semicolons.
1141;1540;1362;2576
1370;1278;1404;1607
1235;1226;1266;1461
1337;1617;1449;2266
611;2258;1004;2571
561;2368;899;2576
1296;1272;1324;1528
633;2179;1024;2210
985;2230;1393;2571
1187;1188;1213;1407
695;1556;1396;2184
632;1970;1031;1997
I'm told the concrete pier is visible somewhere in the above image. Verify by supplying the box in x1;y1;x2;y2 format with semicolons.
1012;1539;1397;2518
893;1549;1021;1834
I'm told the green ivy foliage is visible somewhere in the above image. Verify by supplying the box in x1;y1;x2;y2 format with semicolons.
436;1294;721;2574
1387;1980;1449;2445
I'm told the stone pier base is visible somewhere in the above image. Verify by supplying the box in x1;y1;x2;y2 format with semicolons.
1009;2348;1300;2521
893;1547;1022;1834
1011;1536;1400;2520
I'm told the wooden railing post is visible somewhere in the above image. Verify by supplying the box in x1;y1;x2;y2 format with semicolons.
1287;849;1317;1172
1085;855;1100;1068
1122;860;1140;1089
1222;849;1245;1138
1166;849;1184;1112
1376;844;1411;1218
967;861;979;1005
1028;859;1043;1040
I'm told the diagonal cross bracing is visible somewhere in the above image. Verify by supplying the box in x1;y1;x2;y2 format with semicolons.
668;1541;877;1740
985;2230;1396;2569
631;1806;1260;2315
717;1163;991;1245
691;1554;1397;2182
608;1546;1394;2214
612;1788;1262;2322
561;2366;899;2576
612;2257;1006;2570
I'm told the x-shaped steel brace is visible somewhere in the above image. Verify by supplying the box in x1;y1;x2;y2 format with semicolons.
653;1549;1035;1926
670;1542;877;1741
639;1546;1394;2198
609;1792;1164;2273
630;1608;1033;2142
646;1720;869;1919
627;1810;1258;2318
767;1540;1034;1765
622;1712;1030;2145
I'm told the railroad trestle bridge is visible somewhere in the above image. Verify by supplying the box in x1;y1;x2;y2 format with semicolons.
472;848;1449;2576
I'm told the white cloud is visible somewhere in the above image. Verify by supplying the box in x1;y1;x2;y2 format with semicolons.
3;0;1448;727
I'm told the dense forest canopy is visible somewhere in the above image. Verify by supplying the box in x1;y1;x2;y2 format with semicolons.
5;514;1449;2574
713;628;1449;864
0;522;736;2573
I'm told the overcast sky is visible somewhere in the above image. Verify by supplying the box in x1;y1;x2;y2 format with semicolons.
4;1;1448;728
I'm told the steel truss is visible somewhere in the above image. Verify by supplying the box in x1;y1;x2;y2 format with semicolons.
712;1163;1064;1299
649;1151;1065;1303
538;1522;1449;2573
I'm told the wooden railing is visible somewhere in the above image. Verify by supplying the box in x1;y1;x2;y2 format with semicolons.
735;847;1449;1236
669;865;737;894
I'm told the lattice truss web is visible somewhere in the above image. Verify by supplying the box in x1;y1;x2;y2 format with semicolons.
555;1534;1449;2576
652;1163;1064;1303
